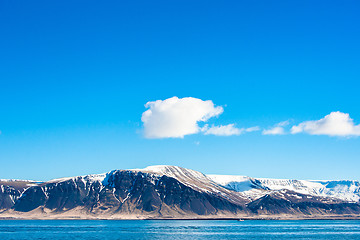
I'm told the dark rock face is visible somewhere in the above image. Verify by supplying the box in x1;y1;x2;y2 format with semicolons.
0;185;20;210
247;190;360;215
13;186;47;212
0;181;38;211
14;177;103;212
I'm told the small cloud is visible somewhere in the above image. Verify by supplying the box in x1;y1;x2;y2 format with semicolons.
141;96;223;139
245;126;261;132
262;120;290;135
203;124;243;136
277;120;290;127
263;126;285;135
202;124;260;136
291;111;360;137
194;141;200;145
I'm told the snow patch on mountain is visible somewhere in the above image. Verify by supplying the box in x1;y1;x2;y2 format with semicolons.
207;175;360;202
134;165;209;182
46;174;107;185
207;175;254;192
132;165;217;192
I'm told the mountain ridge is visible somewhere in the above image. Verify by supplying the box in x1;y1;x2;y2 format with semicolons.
1;165;359;219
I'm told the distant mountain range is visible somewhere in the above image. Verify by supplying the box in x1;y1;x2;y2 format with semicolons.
1;165;359;219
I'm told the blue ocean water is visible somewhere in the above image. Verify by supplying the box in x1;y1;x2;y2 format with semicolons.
0;220;359;240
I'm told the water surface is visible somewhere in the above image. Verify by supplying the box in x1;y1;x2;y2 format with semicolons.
0;220;359;240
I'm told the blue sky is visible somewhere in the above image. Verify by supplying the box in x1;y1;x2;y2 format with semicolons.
1;0;359;181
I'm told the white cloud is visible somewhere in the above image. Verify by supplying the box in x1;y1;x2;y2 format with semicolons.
203;124;243;136
262;120;289;135
141;96;223;138
291;111;360;137
202;124;260;136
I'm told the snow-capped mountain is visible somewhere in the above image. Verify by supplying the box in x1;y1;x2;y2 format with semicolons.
207;175;360;202
1;165;359;219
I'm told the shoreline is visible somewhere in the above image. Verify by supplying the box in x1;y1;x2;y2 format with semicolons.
1;216;359;220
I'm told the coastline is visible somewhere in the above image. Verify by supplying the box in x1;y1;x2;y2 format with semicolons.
1;215;360;220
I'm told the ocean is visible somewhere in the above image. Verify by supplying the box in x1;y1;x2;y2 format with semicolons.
0;220;359;240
